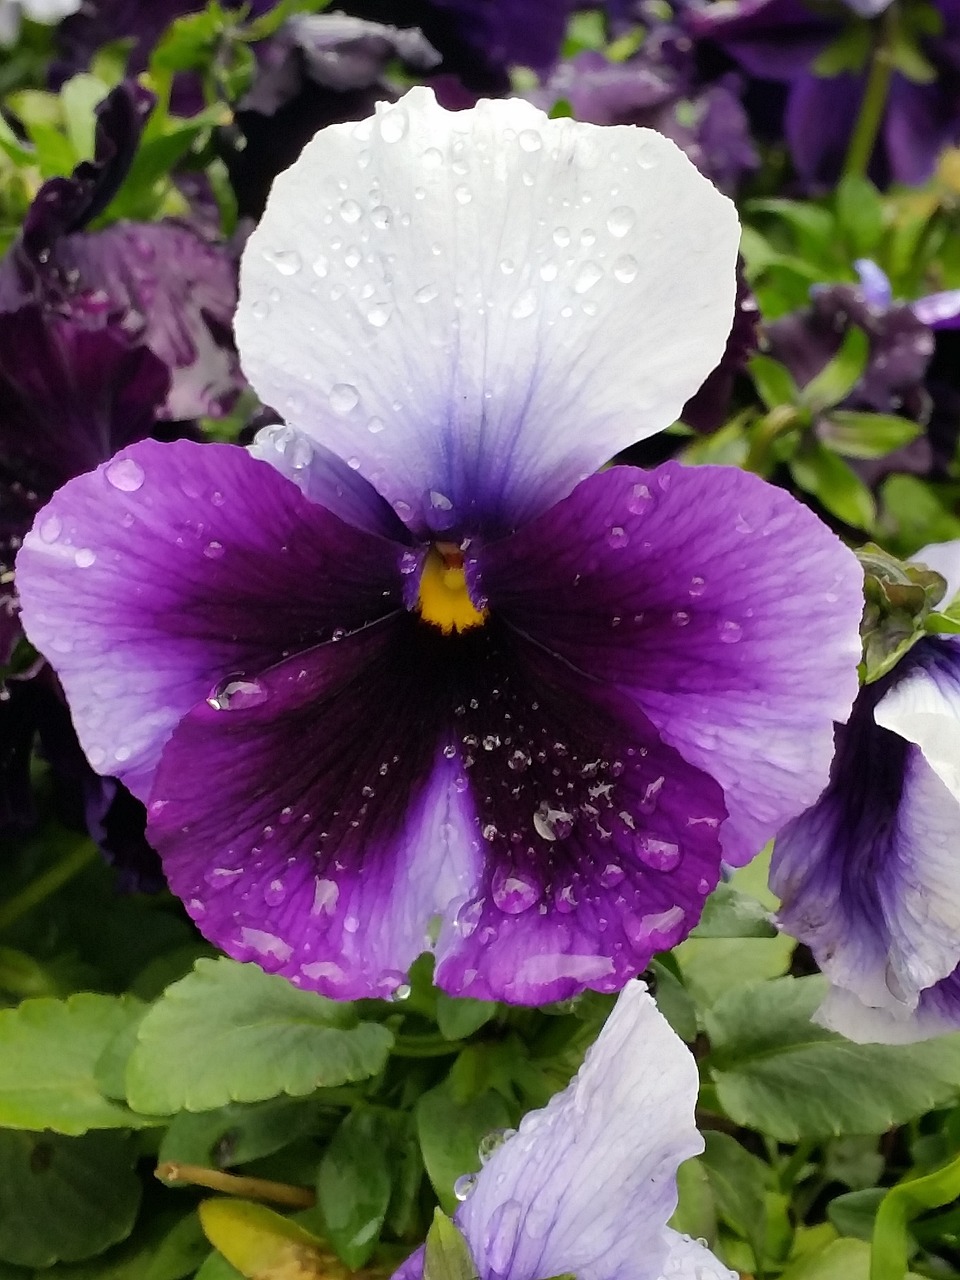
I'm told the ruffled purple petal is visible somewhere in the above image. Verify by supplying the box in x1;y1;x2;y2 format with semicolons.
423;983;711;1280
15;438;403;801
432;627;726;1004
685;0;835;81
149;619;482;998
773;637;960;1041
477;462;863;866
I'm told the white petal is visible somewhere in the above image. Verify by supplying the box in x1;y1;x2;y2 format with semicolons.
236;87;740;534
913;539;960;605
456;981;702;1280
875;643;960;802
815;982;959;1044
657;1230;736;1280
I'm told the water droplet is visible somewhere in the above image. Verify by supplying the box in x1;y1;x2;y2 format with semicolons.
264;248;302;276
39;515;62;543
339;199;362;224
312;255;329;277
367;416;385;435
379;106;408;143
533;802;574;842
105;457;144;492
207;677;269;711
579;228;597;248
203;540;225;560
607;205;636;237
637;835;682;871
367;304;392;328
478;1127;517;1163
539;260;558;282
600;863;624;888
74;547;96;568
718;619;742;644
264;878;287;905
415;283;439;303
370;205;392;230
607;525;629;549
491;865;541;914
628;483;652;514
518;129;542;152
671;610;691;627
454;185;472;205
453;1173;477;1201
510;289;538;320
422;146;443;168
329;383;359;414
574;261;603;294
613;254;638;284
250;299;270;320
553;226;571;247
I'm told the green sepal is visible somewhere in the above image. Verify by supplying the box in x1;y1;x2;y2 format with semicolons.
423;1211;478;1280
858;543;947;682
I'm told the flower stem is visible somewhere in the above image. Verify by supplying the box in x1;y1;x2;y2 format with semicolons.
155;1161;316;1208
843;8;897;180
0;838;97;933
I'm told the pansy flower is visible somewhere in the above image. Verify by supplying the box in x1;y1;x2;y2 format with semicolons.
394;980;735;1280
17;89;863;1002
773;542;960;1044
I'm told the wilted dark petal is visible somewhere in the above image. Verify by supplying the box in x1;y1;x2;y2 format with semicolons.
532;49;677;123
681;262;759;432
0;306;170;496
82;776;165;894
685;0;835;80
773;638;960;1042
14;80;153;263
477;463;863;867
432;626;726;1004
784;71;866;189
884;73;960;188
149;619;483;998
428;0;573;75
15;439;403;802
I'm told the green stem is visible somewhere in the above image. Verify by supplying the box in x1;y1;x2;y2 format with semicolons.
0;839;97;933
744;405;800;477
843;9;897;180
391;1034;465;1058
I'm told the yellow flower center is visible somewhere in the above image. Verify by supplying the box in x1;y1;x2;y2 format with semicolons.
417;542;487;634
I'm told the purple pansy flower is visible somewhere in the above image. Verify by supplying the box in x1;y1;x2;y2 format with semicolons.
16;89;863;1003
0;81;242;421
689;0;960;188
395;980;735;1280
773;542;960;1043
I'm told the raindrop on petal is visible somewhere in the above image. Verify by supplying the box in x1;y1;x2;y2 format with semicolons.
105;457;144;492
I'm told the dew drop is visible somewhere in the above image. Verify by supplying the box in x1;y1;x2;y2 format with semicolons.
453;1173;477;1201
264;878;287;906
370;205;392;229
600;863;625;888
74;548;96;568
637;835;682;872
206;677;268;711
628;483;652;514
379;107;408;142
422;146;443;168
414;283;439;303
613;254;638;284
367;416;385;434
264;248;302;276
607;205;636;237
478;1127;516;1163
312;254;329;277
539;260;558;282
105;457;144;492
510;289;538;320
454;185;473;205
518;129;542;152
671;610;691;627
491;865;541;914
574;261;603;294
718;619;743;644
366;304;392;328
250;299;270;320
339;198;362;224
329;383;359;414
203;540;225;560
553;226;571;247
607;525;629;549
39;515;62;543
533;802;574;842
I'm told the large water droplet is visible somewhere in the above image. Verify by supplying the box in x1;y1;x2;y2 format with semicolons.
366;304;392;328
533;802;574;842
370;205;392;230
105;457;144;492
39;515;62;543
553;226;571;248
454;185;473;205
510;289;538;320
574;261;603;294
478;1127;517;1164
718;619;743;644
518;129;542;153
329;383;359;414
453;1173;477;1201
339;199;362;224
637;835;682;872
203;540;225;560
264;248;302;276
206;677;269;711
607;205;636;237
74;547;96;568
613;254;638;284
607;525;629;549
491;865;541;914
379;106;408;143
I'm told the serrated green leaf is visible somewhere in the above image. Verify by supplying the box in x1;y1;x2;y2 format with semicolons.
0;1131;140;1267
0;994;155;1134
800;326;870;414
416;1083;511;1214
423;1211;477;1280
706;976;960;1140
126;958;393;1114
790;444;876;531
820;411;921;459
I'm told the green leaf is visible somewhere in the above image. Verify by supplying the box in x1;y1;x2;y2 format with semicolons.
159;1098;317;1169
669;1157;717;1245
701;1131;769;1271
819;411;921;459
0;1131;140;1267
416;1083;511;1213
691;884;777;939
0;994;155;1134
198;1199;329;1280
423;1211;478;1280
800;326;870;414
871;1149;960;1280
59;74;110;161
650;959;698;1042
241;0;330;42
706;976;960;1140
317;1107;396;1268
889;26;937;82
790;443;877;531
781;1238;873;1280
812;23;872;76
749;354;801;411
126;958;394;1114
38;1210;210;1280
435;994;498;1041
835;176;885;255
828;1188;886;1241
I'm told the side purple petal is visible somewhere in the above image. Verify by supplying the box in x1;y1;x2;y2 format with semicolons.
15;438;403;801
477;462;864;866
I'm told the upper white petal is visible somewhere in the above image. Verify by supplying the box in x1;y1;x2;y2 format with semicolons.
236;87;740;532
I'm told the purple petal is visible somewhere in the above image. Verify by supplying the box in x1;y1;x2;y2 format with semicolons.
773;638;960;1041
785;72;864;190
148;619;483;998
236;89;740;537
854;260;893;310
432;628;726;1004
478;462;863;866
685;0;835;81
429;0;573;76
15;438;403;801
913;289;960;330
451;983;708;1280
